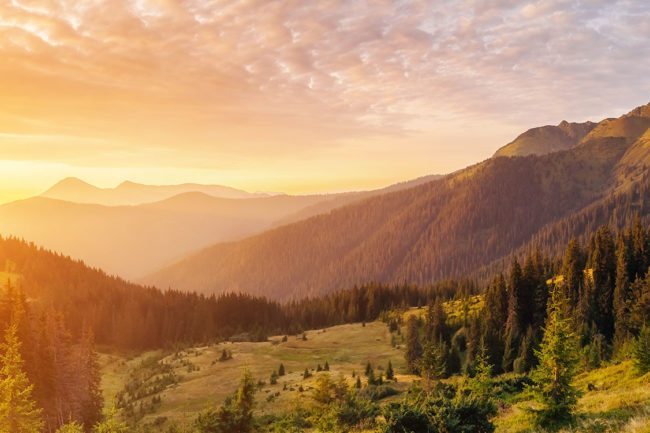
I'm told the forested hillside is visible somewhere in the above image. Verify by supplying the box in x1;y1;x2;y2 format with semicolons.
0;236;469;352
145;104;650;300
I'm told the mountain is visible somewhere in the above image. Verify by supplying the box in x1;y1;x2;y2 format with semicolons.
41;178;268;205
494;120;597;157
494;103;650;158
0;176;442;279
0;193;330;278
144;103;650;300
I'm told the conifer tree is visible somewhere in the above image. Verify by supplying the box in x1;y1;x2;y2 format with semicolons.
385;361;394;380
420;341;446;391
589;226;617;341
278;363;285;376
405;315;422;374
562;239;585;309
77;327;103;430
633;326;650;375
530;286;580;428
0;324;43;433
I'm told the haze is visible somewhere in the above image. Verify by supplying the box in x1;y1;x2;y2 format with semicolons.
1;0;649;203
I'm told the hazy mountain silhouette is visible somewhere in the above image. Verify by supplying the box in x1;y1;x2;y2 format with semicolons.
144;103;649;300
0;175;441;279
41;178;268;205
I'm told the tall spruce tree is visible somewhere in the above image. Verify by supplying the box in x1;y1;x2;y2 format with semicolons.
405;315;422;374
589;226;617;341
531;286;580;428
0;324;43;433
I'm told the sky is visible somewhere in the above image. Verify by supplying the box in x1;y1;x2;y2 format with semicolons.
0;0;649;203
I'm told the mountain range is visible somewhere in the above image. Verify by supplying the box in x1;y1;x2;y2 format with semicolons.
143;103;650;300
0;174;440;278
40;178;268;205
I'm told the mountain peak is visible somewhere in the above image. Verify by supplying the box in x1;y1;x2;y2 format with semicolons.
625;102;650;118
44;177;97;194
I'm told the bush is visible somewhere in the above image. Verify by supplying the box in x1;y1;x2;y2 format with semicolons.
357;384;399;401
382;391;495;433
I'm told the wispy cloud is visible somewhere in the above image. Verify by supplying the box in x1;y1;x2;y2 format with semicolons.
0;0;649;191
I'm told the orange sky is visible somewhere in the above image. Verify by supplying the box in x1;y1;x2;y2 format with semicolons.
1;0;649;203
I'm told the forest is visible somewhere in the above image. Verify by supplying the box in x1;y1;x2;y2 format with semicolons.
1;219;649;432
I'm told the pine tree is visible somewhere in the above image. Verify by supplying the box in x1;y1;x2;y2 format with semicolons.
278;363;285;376
365;361;372;377
633;326;650;375
420;341;446;391
530;286;580;428
590;226;617;341
385;361;394;380
562;239;585;309
0;324;43;433
77;327;103;430
323;361;329;371
405;315;422;374
470;338;493;401
614;234;633;350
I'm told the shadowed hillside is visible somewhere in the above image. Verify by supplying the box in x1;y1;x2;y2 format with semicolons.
144;104;650;300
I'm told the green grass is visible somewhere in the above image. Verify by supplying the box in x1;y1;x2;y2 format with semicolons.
102;321;650;432
494;361;650;433
102;322;415;427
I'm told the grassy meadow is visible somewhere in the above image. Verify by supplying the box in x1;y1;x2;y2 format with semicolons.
101;314;650;432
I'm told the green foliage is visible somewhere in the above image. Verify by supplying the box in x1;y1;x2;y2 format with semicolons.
0;324;43;433
195;369;256;433
420;340;447;388
530;286;581;429
405;315;422;374
382;389;495;433
56;422;85;433
93;408;129;433
633;325;650;374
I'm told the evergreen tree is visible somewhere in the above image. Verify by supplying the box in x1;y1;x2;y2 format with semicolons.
420;341;446;391
323;361;329;371
633;326;650;375
0;324;43;433
405;315;422;374
278;363;285;376
562;239;585;309
614;234;633;349
530;286;580;428
589;226;617;341
77;327;104;430
469;338;493;401
385;361;394;380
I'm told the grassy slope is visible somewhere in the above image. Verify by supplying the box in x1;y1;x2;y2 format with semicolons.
101;319;650;432
101;322;413;426
495;361;650;433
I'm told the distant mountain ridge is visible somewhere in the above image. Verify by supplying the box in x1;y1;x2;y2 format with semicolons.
494;102;650;157
0;175;442;278
41;178;269;205
144;103;650;300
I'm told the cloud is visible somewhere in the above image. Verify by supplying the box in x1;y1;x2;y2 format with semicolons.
0;0;649;190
